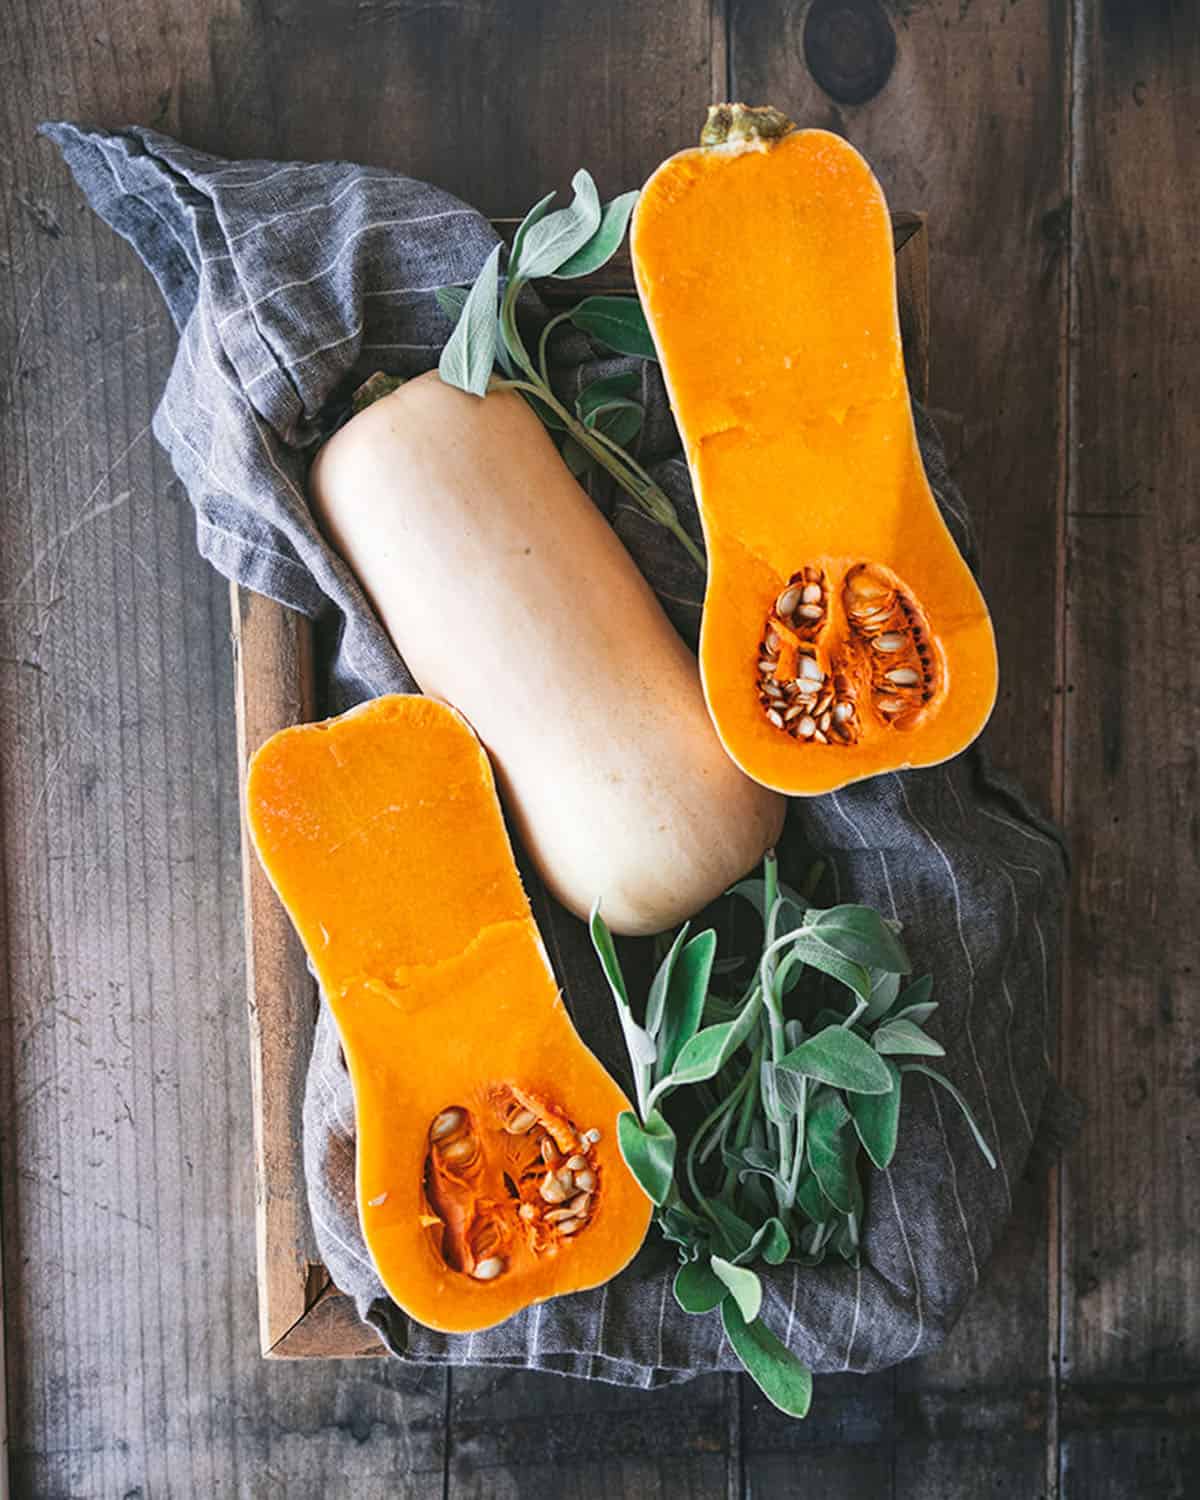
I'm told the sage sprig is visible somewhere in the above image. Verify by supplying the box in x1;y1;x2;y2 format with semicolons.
437;173;704;570
590;851;996;1420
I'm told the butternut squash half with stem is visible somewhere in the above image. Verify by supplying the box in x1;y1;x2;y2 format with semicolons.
631;105;998;795
246;694;652;1334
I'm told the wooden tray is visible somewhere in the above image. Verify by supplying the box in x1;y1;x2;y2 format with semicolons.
233;212;930;1358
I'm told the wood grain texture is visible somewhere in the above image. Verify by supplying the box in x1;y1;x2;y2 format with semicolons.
1059;0;1200;1491
729;2;1070;1495
1;0;1198;1494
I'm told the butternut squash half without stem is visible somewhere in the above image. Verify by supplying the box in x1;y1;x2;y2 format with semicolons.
247;695;652;1333
631;105;998;795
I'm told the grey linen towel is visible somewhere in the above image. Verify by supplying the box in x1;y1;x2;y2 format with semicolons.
47;122;1070;1388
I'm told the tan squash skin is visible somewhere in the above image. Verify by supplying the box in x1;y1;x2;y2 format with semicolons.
247;695;651;1332
309;372;785;936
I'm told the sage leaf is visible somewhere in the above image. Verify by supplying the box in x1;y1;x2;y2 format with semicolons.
733;1216;790;1267
559;435;592;477
705;1198;757;1258
646;923;690;1042
795;1170;832;1226
848;1059;903;1169
762;1061;807;1120
434;285;467;323
862;969;901;1024
617;1108;676;1204
511;170;602;280
892;999;939;1026
588;903;628;1006
807;1097;860;1216
507;188;556;274
570;295;657;358
674;1257;727;1314
667;987;760;1087
779;1024;896;1095
903;1064;998;1169
658;929;716;1075
437;243;501;397
807;905;912;974
896;973;934;1010
721;1300;813;1420
554;189;638;277
576;371;639;420
873;1017;945;1057
785;932;872;1003
711;1257;763;1323
760;1058;786;1126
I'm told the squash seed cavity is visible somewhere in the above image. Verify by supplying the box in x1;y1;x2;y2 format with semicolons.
756;562;939;743
423;1089;601;1282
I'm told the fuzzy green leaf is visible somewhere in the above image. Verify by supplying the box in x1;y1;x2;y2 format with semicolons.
570;295;657;358
711;1257;762;1323
667;987;760;1088
437;243;500;396
873;1018;945;1057
808;905;912;973
576;371;640;420
554;190;638;277
658;930;716;1076
862;970;902;1023
559;435;592;477
779;1025;896;1095
507;189;556;273
646;924;690;1041
848;1059;903;1169
617;1108;676;1204
786;932;873;1003
721;1301;813;1419
674;1257;727;1314
511;171;602;279
434;285;468;323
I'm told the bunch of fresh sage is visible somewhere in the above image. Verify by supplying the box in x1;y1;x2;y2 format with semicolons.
590;851;995;1419
435;171;704;569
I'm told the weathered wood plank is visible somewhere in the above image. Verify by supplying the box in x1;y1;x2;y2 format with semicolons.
0;0;469;1492
730;2;1069;1494
448;1369;736;1500
1059;1;1200;1492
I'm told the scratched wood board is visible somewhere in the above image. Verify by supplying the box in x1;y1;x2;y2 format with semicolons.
3;0;1198;1495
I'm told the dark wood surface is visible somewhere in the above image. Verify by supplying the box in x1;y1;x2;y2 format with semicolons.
0;1;1194;1496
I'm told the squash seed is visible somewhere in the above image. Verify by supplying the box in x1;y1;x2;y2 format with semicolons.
472;1257;504;1280
574;1169;596;1192
801;583;822;604
556;1217;583;1236
540;1176;570;1204
430;1108;464;1140
505;1109;537;1134
886;667;920;686
584;1128;602;1144
797;716;816;738
797;603;823;620
566;1154;587;1171
776;585;802;616
873;633;906;653
766;708;784;729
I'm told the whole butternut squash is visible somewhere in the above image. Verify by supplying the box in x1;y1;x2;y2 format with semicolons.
310;372;784;936
631;105;998;796
247;694;652;1333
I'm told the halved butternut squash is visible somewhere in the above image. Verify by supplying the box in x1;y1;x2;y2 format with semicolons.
631;105;998;795
246;694;651;1333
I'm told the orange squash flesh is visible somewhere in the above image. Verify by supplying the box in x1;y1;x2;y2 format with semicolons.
246;695;651;1333
631;111;998;795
